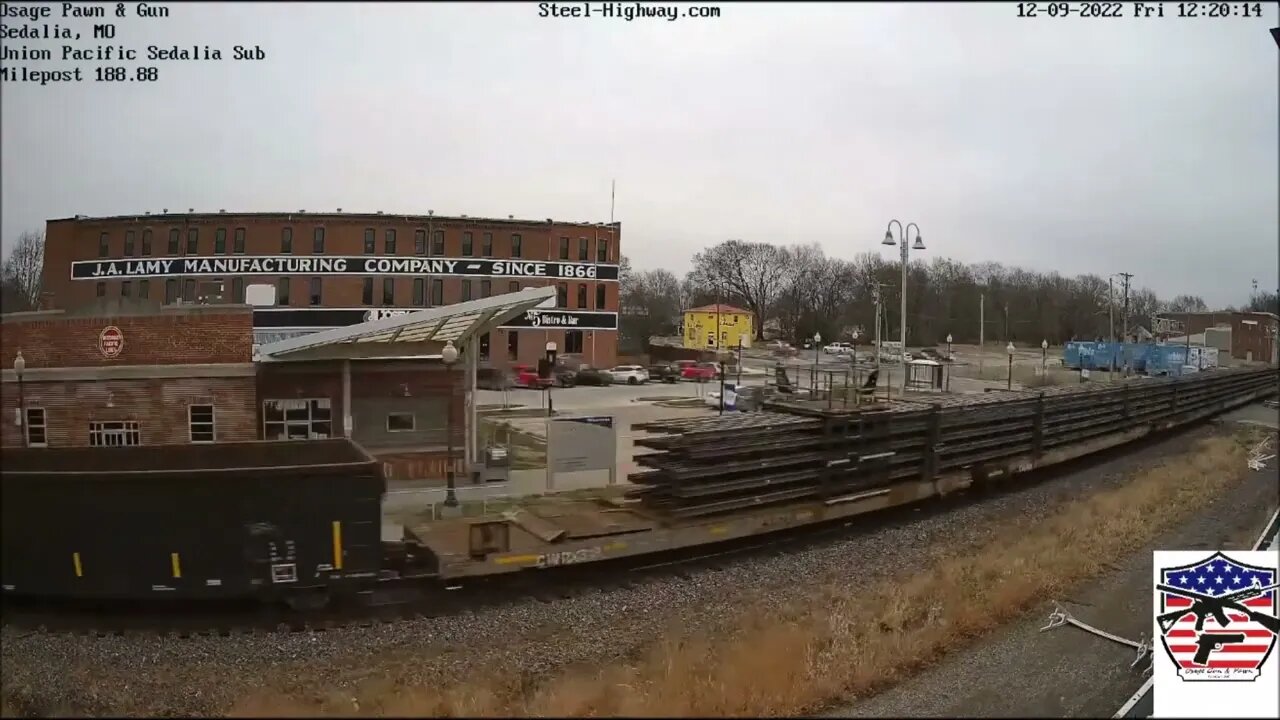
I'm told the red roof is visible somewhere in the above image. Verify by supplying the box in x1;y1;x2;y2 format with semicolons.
686;304;752;315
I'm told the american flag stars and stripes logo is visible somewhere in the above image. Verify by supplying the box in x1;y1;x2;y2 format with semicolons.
1157;552;1279;682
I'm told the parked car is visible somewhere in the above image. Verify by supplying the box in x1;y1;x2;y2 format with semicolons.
647;363;680;383
608;365;650;385
823;342;854;355
682;362;720;381
511;363;572;389
573;365;614;386
673;359;699;373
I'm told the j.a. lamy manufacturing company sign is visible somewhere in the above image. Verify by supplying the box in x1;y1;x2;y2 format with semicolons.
70;256;619;281
252;307;619;333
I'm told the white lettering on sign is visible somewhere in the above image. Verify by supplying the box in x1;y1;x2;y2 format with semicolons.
535;547;603;568
98;325;124;358
522;310;581;328
363;308;413;323
73;256;619;281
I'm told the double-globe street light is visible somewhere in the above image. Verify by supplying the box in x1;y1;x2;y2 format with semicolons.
1006;341;1016;390
14;350;27;448
883;220;925;393
441;340;460;509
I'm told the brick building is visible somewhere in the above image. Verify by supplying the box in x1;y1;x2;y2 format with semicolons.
1156;311;1279;364
1;288;556;482
40;211;622;369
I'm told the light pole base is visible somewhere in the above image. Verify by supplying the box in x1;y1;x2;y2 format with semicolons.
440;503;463;519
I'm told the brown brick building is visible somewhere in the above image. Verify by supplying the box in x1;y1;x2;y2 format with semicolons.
0;299;499;483
41;211;622;369
1156;311;1279;364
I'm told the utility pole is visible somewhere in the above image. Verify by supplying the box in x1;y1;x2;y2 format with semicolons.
1118;272;1134;375
871;282;887;370
1108;276;1115;343
978;287;985;376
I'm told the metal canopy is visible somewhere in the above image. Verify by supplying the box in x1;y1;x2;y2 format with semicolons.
256;286;555;361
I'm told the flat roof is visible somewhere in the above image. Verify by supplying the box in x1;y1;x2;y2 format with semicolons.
50;211;621;230
256;286;556;360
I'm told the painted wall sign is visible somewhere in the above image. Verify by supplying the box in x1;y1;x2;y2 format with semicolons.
98;325;124;358
70;256;620;282
252;307;619;332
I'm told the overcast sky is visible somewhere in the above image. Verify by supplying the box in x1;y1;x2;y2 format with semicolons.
2;1;1276;307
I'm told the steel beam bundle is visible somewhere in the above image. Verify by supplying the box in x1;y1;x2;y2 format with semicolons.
630;368;1278;519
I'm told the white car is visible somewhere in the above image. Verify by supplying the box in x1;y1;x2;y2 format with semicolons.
823;342;853;355
607;365;650;385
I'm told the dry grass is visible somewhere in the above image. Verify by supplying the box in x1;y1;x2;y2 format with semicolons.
233;431;1263;718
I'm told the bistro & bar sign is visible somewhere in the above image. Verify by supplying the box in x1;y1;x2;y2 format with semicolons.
70;256;620;282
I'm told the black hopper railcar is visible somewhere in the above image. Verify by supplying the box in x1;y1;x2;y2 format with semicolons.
0;439;435;610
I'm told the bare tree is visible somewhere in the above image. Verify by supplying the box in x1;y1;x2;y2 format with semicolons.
688;240;790;340
1;230;44;312
1164;294;1209;313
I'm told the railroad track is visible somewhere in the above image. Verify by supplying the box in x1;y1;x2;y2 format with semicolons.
0;423;1234;639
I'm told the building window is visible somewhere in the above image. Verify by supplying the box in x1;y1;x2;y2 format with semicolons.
384;229;396;254
231;277;243;303
309;277;323;306
364;228;375;254
578;237;588;262
167;229;180;254
183;279;197;302
479;332;491;360
215;228;227;254
98;233;109;257
511;234;522;258
187;227;199;253
89;421;141;447
559;237;569;260
121;281;132;298
313;227;325;253
96;281;106;297
430;278;443;305
415;229;426;255
412;278;425;306
124;231;136;256
597;238;608;263
556;282;568;308
165;278;178;303
461;280;472;302
362;277;374;305
382;278;395;305
140;279;150;299
482;232;493;257
565;330;584;354
142;229;153;255
262;398;331;440
432;230;445;255
509;281;520;293
507;330;519;360
462;231;473;256
480;280;491;298
189;404;215;443
281;227;293;253
23;408;47;447
276;277;290;305
576;284;587;309
596;284;606;309
234;228;246;254
386;412;416;433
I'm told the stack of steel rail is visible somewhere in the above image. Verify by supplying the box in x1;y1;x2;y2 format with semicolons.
631;367;1278;519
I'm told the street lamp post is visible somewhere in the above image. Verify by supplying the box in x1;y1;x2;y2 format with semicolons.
1006;342;1016;390
945;334;952;391
883;220;924;392
544;341;558;415
14;350;26;448
1041;339;1048;378
441;340;460;508
812;331;822;394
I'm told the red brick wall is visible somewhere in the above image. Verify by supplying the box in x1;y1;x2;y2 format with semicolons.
1;376;257;448
0;307;252;368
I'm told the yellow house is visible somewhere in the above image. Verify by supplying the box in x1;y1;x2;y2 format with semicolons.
682;304;754;350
